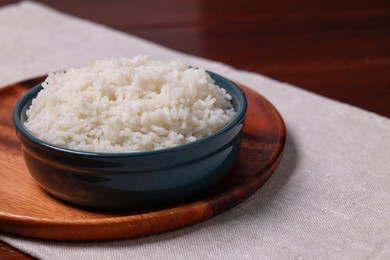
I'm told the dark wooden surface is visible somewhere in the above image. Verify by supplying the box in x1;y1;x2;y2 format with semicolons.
0;0;388;258
0;0;389;117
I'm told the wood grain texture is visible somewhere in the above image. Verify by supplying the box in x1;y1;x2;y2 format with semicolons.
0;0;387;258
1;0;388;117
0;77;285;241
0;242;34;260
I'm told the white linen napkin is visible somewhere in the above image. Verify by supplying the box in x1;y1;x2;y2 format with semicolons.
1;2;389;259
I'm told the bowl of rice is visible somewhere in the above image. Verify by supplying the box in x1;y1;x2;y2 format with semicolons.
13;56;247;210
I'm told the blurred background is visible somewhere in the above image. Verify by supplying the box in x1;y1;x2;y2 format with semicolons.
0;1;389;258
0;0;389;117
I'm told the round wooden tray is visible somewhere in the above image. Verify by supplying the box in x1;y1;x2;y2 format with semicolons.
0;77;286;241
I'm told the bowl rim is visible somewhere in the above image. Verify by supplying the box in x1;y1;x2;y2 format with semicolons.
12;70;247;158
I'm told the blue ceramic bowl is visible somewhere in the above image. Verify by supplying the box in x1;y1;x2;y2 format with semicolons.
13;71;247;210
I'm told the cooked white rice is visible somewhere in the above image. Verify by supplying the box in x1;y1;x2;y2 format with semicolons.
24;56;236;153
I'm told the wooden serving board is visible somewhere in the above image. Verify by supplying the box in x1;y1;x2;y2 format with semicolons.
0;77;286;241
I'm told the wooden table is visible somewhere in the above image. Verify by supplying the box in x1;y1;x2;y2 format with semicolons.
0;0;388;258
